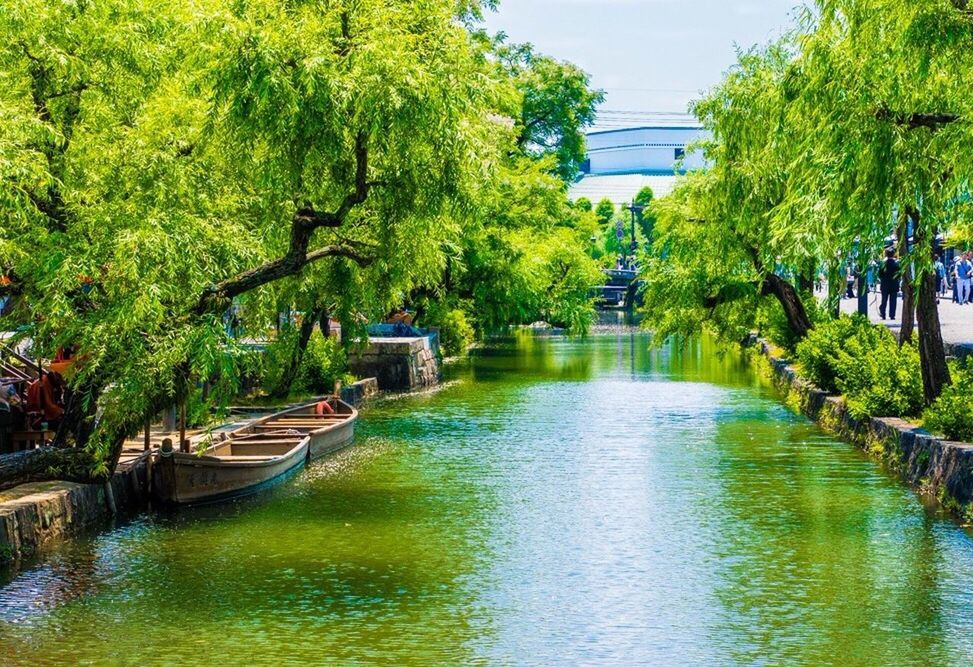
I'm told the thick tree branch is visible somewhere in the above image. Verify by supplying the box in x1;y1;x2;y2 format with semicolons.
195;131;373;315
876;108;960;130
702;280;760;309
952;0;973;19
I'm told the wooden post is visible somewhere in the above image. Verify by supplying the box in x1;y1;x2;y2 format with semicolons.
103;481;117;516
179;399;188;453
143;415;151;451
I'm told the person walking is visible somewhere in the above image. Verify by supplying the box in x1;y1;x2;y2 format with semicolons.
953;255;962;303
934;254;947;299
878;248;900;320
958;251;973;305
845;265;856;299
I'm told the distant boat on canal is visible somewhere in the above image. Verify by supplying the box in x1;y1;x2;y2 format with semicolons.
152;398;358;505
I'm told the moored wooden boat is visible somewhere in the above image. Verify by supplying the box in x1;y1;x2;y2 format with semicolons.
152;398;358;505
153;435;308;506
271;398;358;461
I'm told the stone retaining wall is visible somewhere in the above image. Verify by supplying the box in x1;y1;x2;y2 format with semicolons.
0;454;150;566
348;337;439;391
341;377;379;407
757;341;973;519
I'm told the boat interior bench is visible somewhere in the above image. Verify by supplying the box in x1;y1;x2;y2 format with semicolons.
208;441;304;457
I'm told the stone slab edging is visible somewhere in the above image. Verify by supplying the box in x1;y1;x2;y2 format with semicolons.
0;453;149;566
755;340;973;519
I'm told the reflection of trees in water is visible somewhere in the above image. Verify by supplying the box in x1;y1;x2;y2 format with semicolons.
701;414;952;665
463;332;764;406
0;539;101;623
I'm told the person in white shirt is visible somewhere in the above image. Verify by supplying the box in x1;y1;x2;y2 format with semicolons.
957;252;973;305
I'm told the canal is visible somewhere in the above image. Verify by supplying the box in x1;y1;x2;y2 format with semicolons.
2;332;973;665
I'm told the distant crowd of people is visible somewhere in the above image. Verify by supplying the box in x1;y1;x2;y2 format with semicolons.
840;249;973;321
941;251;973;306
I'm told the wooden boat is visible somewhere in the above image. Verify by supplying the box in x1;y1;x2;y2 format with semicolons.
152;398;358;505
270;398;358;461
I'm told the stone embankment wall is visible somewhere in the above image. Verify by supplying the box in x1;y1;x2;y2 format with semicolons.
0;453;150;566
757;341;973;519
348;337;439;391
341;377;379;406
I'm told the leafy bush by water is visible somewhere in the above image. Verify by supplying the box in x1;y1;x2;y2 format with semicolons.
426;306;476;357
924;360;973;442
293;331;348;395
795;315;875;393
795;315;924;419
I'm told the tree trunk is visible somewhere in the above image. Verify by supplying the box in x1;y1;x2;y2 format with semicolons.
915;269;951;403
762;273;814;341
911;208;951;403
827;259;842;319
899;266;916;345
897;209;915;345
0;447;103;492
797;259;816;299
271;307;323;399
53;378;102;448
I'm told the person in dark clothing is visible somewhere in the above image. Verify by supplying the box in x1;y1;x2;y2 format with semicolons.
845;265;856;299
877;248;900;320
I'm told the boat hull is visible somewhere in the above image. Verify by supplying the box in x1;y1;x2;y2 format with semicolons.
151;398;358;506
308;416;356;460
153;441;309;506
277;400;359;461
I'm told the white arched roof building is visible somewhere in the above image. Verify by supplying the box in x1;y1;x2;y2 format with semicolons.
569;122;707;205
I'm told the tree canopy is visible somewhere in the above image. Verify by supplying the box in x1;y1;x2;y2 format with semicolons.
495;41;603;181
641;0;973;402
0;0;602;485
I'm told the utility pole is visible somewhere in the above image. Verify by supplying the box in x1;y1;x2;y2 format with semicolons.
626;201;645;268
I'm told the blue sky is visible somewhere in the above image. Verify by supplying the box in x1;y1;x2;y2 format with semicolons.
484;0;803;127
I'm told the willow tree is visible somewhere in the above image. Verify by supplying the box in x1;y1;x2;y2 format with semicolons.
406;34;603;337
785;0;973;402
0;0;499;487
496;41;603;182
642;44;818;343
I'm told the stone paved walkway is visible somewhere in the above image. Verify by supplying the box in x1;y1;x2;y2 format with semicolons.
838;289;973;352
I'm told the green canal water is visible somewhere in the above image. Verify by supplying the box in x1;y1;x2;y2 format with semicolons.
3;332;973;665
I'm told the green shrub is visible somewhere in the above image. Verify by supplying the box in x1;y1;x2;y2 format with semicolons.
839;340;924;420
795;314;924;419
925;360;973;442
795;314;875;393
292;331;348;395
422;304;476;357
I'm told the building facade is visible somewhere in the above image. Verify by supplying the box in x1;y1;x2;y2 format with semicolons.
570;122;707;204
583;125;706;176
